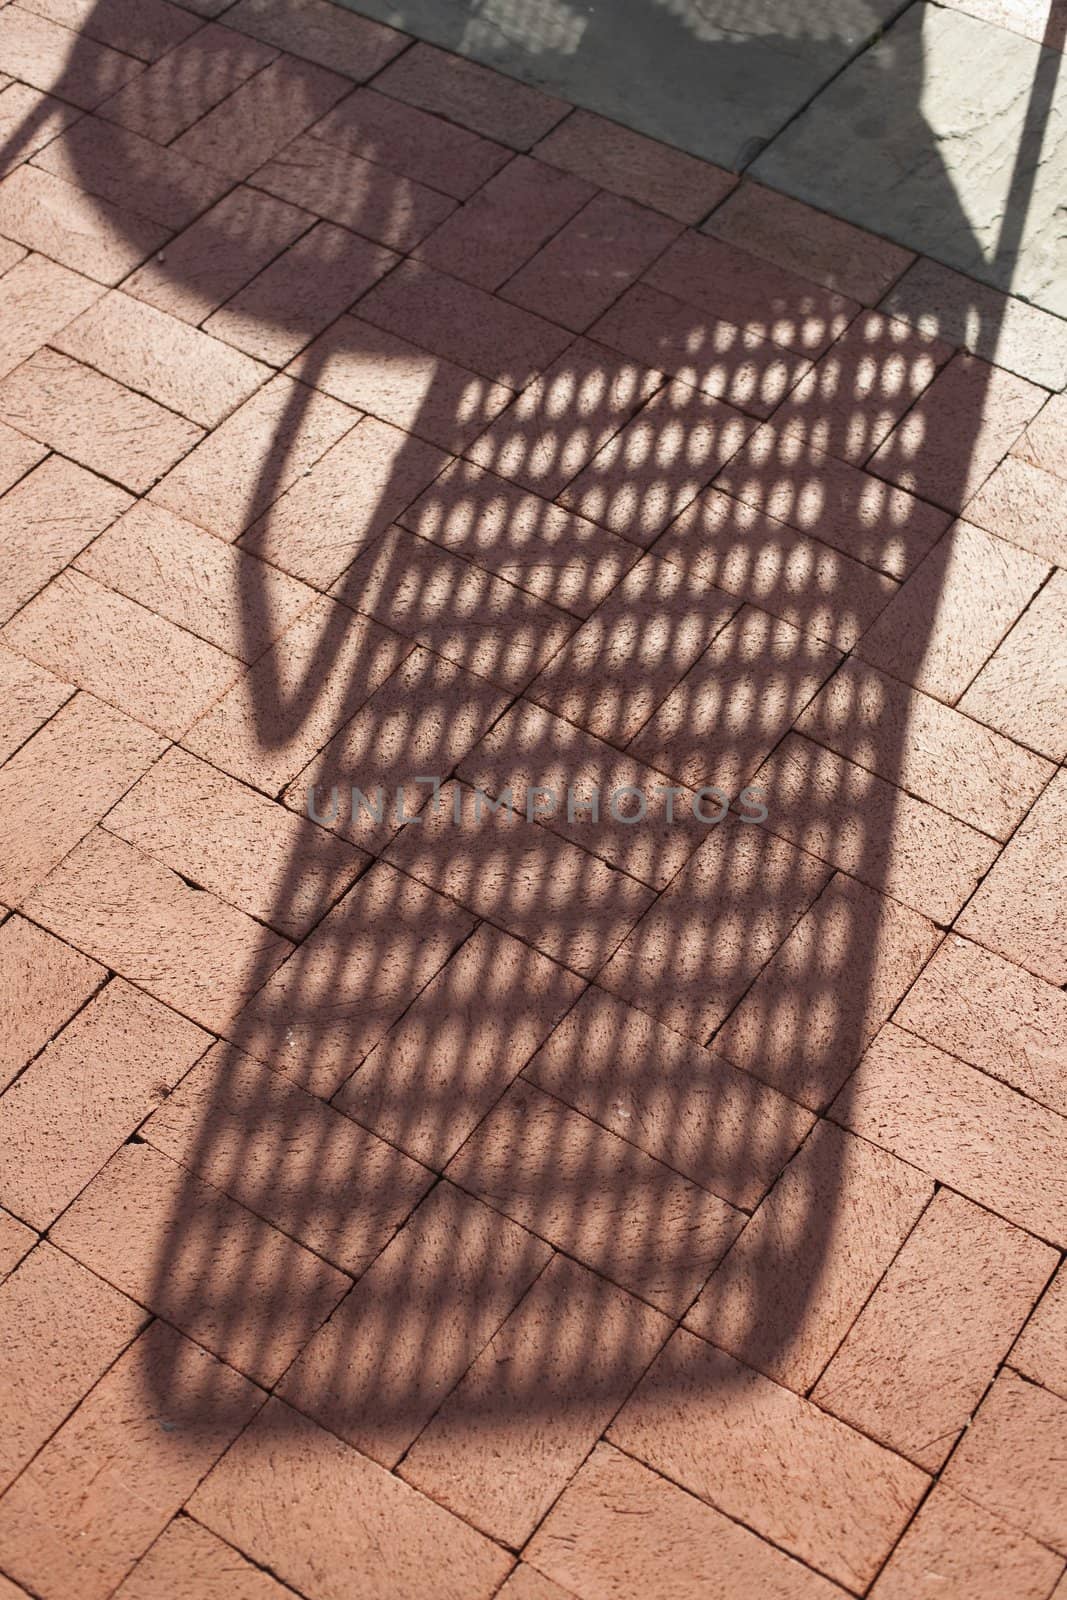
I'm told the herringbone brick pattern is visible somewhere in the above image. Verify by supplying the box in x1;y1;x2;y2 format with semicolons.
0;2;1064;1596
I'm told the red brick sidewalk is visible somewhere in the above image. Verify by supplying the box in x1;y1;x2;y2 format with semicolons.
0;1;1064;1597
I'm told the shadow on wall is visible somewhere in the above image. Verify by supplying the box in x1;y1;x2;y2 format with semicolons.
0;0;1056;1504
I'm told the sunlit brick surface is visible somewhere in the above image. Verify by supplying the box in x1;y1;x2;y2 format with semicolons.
0;3;1063;1596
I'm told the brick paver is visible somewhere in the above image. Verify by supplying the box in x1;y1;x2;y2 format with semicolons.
868;350;1048;511
0;692;165;903
384;778;655;976
964;450;1067;566
97;21;278;143
111;1515;294;1600
611;1329;929;1591
0;234;23;272
53;287;269;427
278;1181;550;1468
397;1255;670;1546
183;592;405;790
755;731;999;921
0;4;1062;1595
0;1212;36;1286
1013;389;1067;478
204;218;395;368
413;155;594;293
336;920;583;1167
286;642;507;853
465;335;662;497
813;1189;1055;1468
358;256;571;388
654;484;897;649
0;1242;145;1494
713;870;939;1109
0;977;209;1227
559;377;754;543
0;253;100;383
0;82;79;179
223;0;405;79
798;654;1054;838
590;279;811;419
647;229;856;357
25;826;292;1030
252;130;455;250
24;0;200;63
882;256;1067;390
535;108;736;224
445;1077;741;1315
148;371;355;538
1012;1264;1067;1401
400;456;636;618
941;1370;1067;1553
0;1320;262;1600
716;418;951;578
0;347;203;489
528;548;739;742
528;1442;845;1599
372;39;568;149
628;602;839;795
170;52;349;177
313;85;510;200
232;857;474;1094
76;498;317;660
525;984;814;1210
0;163;169;285
0;456;131;626
104;744;366;937
857;516;1049;701
0;418;46;494
834;1024;1067;1241
124;183;311;324
598;816;832;1043
190;1398;511;1600
895;932;1067;1115
292;310;513;451
0;4;141;107
500;191;681;333
688;1118;933;1390
0;640;71;761
457;697;705;887
34;113;230;228
959;568;1067;760
4;567;240;736
242;412;443;586
869;1486;1064;1600
771;309;951;465
142;1040;431;1272
336;523;573;692
956;767;1067;983
53;1140;349;1383
0;914;101;1090
704;180;913;305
